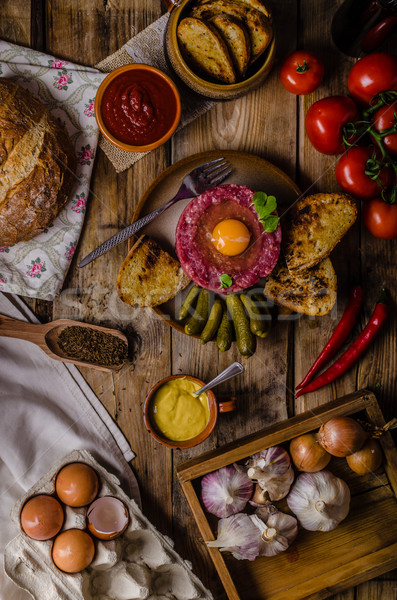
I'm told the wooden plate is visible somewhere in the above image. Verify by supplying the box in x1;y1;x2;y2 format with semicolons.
177;390;397;600
130;150;301;334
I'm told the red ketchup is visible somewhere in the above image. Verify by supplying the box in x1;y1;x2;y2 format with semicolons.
101;69;177;146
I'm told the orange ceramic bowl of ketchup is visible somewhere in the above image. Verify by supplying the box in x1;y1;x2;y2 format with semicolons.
95;64;181;152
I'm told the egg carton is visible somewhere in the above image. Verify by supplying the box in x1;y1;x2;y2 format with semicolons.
5;449;213;600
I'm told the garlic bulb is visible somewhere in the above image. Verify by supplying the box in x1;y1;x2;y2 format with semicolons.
253;506;298;557
287;470;350;532
246;446;294;501
201;465;253;518
207;513;261;561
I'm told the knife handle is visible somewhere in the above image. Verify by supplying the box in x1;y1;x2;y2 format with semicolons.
78;203;172;268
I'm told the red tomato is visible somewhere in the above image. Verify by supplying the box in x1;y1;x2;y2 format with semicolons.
335;146;393;201
363;198;397;239
305;96;360;154
280;51;324;95
372;103;397;156
347;52;397;105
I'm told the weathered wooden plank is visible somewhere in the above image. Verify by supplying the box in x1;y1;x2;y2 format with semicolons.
294;0;359;417
169;1;298;594
46;0;174;529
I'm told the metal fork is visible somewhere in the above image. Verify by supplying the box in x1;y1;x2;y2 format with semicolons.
78;157;232;268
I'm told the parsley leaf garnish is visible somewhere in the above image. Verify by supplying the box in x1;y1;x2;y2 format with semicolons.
252;192;280;233
219;273;233;289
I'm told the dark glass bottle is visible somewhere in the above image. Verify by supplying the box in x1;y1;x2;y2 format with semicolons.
331;0;397;56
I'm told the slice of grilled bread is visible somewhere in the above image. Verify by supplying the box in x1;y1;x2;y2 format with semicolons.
283;193;357;272
191;1;273;62
209;14;251;77
198;0;272;19
177;17;236;84
117;235;191;308
264;258;337;316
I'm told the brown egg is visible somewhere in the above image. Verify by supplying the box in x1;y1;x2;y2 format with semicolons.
87;496;129;540
52;529;95;573
20;495;64;541
55;462;99;507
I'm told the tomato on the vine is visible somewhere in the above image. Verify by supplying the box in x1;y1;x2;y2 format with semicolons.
372;103;397;157
280;50;324;95
347;52;397;106
335;146;393;201
363;198;397;239
305;96;360;154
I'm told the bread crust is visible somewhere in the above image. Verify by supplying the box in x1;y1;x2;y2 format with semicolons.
117;235;191;308
283;193;358;272
209;14;251;77
264;258;337;316
191;0;273;62
177;17;236;83
0;78;76;245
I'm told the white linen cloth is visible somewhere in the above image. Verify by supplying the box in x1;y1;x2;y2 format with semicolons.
0;292;140;600
0;41;107;300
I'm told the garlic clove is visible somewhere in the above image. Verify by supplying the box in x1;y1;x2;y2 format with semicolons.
246;446;294;501
287;470;350;532
201;465;253;518
207;513;261;561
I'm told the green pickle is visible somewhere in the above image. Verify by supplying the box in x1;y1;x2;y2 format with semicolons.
184;289;210;335
226;294;256;358
178;285;200;321
200;298;223;345
241;293;271;338
216;302;233;352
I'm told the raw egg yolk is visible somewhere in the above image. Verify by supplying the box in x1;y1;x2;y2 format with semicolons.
211;219;250;256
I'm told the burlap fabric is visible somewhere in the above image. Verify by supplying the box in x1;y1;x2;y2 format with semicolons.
96;13;213;173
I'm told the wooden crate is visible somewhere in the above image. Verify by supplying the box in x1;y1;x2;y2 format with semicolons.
177;390;397;600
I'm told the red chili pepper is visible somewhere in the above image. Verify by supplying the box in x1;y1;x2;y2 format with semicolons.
295;290;388;399
296;285;364;390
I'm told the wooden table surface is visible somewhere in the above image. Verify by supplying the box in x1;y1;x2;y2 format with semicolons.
1;1;396;599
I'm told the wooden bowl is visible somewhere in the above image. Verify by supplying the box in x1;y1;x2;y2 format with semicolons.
143;374;236;449
165;0;276;100
95;64;181;152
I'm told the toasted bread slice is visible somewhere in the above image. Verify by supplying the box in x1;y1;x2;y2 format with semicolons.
177;17;236;84
283;193;357;272
264;258;337;316
117;235;190;308
198;0;272;19
191;1;273;62
209;14;251;78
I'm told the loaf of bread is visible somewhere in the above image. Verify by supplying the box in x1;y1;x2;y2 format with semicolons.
0;78;77;246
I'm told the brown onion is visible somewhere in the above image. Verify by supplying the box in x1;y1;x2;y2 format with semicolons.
289;433;331;472
346;438;383;475
317;417;368;457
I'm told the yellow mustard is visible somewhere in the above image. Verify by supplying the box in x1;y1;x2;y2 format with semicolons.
150;378;209;441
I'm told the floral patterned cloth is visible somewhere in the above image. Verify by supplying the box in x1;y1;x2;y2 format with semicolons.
0;41;107;300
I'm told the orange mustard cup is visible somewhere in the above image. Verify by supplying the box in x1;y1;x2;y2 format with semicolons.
143;374;237;449
94;64;181;153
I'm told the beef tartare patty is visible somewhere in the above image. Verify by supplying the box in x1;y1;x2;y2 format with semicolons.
175;184;282;294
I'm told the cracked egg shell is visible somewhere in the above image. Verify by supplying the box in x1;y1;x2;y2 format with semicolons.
87;496;130;540
175;184;281;294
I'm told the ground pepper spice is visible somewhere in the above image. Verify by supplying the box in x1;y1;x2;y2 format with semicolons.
58;326;128;366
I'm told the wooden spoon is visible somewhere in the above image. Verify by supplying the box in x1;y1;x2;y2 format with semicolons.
0;314;128;372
